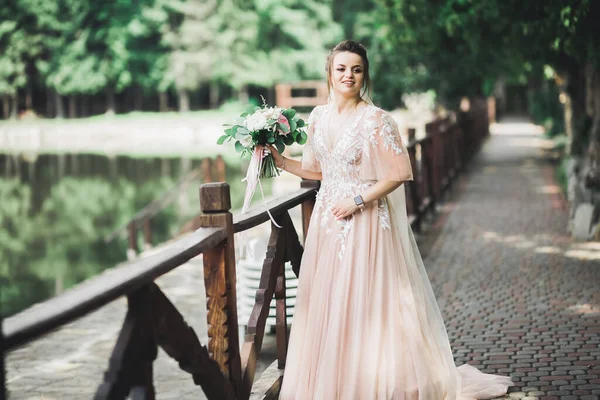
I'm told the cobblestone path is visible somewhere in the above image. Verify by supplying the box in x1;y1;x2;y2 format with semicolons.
424;120;600;400
5;119;600;400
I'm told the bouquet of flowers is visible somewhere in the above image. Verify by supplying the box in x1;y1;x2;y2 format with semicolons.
217;98;308;214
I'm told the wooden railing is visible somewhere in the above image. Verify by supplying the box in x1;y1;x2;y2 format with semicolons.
1;101;489;400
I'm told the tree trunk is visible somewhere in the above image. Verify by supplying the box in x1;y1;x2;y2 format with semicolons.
46;87;53;118
209;82;220;109
2;96;9;119
68;95;77;118
238;84;249;104
177;87;190;112
134;86;144;111
584;66;600;188
559;62;588;157
106;86;116;115
55;90;64;119
10;93;18;119
158;92;168;112
25;81;33;111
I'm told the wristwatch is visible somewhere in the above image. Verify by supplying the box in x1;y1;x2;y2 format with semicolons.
354;194;365;211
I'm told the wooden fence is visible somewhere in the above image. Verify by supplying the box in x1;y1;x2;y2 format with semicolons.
1;101;488;400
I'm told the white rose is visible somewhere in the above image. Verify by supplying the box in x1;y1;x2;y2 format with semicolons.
264;107;282;120
240;134;254;148
245;111;268;132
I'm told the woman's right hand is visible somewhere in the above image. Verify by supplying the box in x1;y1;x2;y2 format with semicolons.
265;145;285;168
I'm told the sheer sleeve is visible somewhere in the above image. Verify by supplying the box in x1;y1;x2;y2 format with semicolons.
301;106;322;173
358;109;413;182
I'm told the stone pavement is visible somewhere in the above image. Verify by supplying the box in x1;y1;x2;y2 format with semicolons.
4;118;600;399
423;119;600;399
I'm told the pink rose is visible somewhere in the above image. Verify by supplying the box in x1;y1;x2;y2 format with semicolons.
277;115;290;135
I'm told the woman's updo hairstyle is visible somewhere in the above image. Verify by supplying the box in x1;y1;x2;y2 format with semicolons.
325;40;372;101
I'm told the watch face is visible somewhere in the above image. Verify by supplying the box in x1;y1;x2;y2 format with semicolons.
354;195;363;206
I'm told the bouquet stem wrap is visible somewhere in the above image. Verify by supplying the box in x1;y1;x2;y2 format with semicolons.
241;145;282;228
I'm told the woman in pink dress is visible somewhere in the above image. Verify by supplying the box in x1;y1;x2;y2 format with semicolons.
267;40;513;400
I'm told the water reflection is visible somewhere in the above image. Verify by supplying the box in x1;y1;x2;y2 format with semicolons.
0;153;250;317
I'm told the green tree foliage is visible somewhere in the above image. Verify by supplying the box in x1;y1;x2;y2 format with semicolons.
1;0;342;116
375;0;527;106
0;1;46;117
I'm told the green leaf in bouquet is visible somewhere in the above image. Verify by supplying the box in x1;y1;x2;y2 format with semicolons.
224;127;236;137
297;131;308;145
283;135;295;146
277;122;290;134
296;119;306;128
236;132;249;141
217;135;229;145
235;141;244;153
289;119;297;131
267;135;276;144
234;117;245;125
245;105;257;115
282;109;296;119
275;140;285;154
237;126;250;135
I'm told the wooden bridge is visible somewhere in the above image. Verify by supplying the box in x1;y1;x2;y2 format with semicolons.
1;102;490;399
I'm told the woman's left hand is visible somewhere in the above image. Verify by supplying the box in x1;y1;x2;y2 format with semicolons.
331;197;360;220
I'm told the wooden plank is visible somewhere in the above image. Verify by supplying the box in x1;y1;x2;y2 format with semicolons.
95;285;157;400
275;260;288;369
240;217;286;399
178;187;316;237
150;283;236;399
3;227;225;350
233;187;315;233
249;360;284;400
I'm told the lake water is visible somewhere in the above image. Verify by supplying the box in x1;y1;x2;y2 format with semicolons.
0;152;255;317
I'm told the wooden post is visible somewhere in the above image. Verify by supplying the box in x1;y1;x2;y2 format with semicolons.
95;285;158;400
142;219;152;249
275;84;292;108
201;158;213;183
424;126;437;214
199;183;242;396
215;155;226;182
407;128;422;232
127;222;138;260
300;180;319;245
275;259;288;369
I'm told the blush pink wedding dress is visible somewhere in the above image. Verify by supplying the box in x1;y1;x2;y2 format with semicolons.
278;104;513;400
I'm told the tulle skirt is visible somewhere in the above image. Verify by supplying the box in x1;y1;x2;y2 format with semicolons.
279;186;513;399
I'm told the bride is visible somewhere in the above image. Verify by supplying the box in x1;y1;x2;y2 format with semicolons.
266;40;513;400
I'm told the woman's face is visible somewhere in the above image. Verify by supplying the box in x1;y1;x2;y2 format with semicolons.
330;51;364;99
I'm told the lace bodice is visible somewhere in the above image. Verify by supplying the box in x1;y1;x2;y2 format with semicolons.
302;104;413;259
